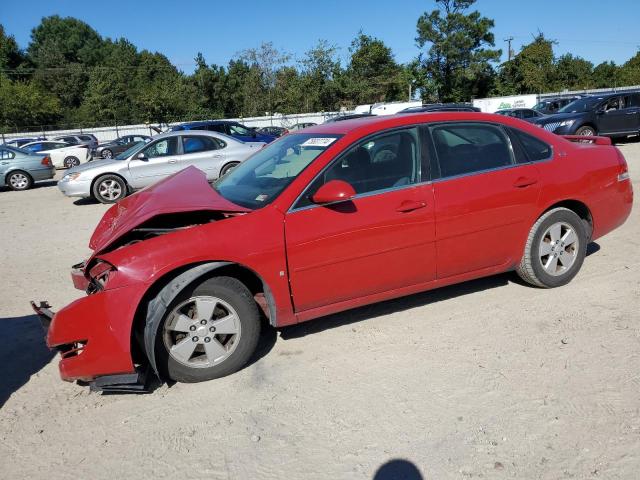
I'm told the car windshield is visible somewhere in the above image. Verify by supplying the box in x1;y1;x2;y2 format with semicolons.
229;124;252;136
558;97;604;113
115;141;146;160
213;133;342;209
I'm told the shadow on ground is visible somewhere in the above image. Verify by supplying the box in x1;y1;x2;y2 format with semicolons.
373;459;423;479
282;242;600;340
73;197;99;206
0;314;54;408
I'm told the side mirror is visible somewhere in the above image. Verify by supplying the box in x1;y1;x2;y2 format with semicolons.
311;180;356;205
136;152;148;161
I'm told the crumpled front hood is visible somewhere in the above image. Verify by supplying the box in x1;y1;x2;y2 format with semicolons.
89;166;249;253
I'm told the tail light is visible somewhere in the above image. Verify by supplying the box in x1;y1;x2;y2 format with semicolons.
41;156;52;166
615;148;630;182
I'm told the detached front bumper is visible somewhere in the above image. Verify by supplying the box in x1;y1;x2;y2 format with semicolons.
30;278;148;383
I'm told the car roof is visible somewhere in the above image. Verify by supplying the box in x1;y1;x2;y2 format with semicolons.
154;129;241;143
297;112;509;135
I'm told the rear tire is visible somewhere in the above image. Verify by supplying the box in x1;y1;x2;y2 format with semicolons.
101;149;113;159
517;207;587;288
63;156;81;168
220;162;240;176
155;276;261;383
6;170;33;191
92;174;127;203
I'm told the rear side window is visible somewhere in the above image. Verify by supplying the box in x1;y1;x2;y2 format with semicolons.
0;149;15;159
430;123;513;178
78;135;93;141
182;136;220;154
509;128;552;163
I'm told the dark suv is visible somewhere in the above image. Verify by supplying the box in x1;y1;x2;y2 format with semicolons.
533;92;640;139
532;97;582;114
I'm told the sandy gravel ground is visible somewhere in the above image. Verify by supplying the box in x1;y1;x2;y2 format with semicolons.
0;142;639;480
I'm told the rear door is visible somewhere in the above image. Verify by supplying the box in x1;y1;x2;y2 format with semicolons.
127;136;181;188
179;135;225;180
429;122;542;279
285;127;437;313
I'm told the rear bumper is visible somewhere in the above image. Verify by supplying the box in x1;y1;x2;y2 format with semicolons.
31;166;56;181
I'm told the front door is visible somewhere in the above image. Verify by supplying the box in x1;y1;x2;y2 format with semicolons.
285;127;437;313
127;136;181;188
428;122;542;278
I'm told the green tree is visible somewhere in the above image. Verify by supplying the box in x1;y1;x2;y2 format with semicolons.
415;0;500;102
592;61;622;88
496;34;556;94
343;32;405;106
0;76;61;131
620;51;640;86
0;25;25;72
27;16;105;109
554;54;593;90
299;40;343;111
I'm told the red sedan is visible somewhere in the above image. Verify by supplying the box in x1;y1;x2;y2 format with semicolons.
33;113;633;390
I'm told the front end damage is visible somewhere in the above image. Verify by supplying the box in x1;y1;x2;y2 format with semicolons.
31;167;252;392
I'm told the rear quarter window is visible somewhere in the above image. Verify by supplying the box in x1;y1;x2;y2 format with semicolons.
508;128;552;163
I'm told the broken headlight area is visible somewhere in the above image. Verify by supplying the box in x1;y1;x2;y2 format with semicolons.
86;260;117;294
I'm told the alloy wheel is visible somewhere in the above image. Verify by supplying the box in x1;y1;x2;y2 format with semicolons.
97;179;122;201
9;173;29;190
538;221;579;276
163;296;241;368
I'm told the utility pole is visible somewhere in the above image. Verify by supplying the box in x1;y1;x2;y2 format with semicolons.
504;37;514;61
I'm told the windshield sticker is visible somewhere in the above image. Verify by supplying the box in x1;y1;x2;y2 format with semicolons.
255;194;268;202
301;137;336;147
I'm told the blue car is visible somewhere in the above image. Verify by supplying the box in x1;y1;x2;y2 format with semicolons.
170;120;276;143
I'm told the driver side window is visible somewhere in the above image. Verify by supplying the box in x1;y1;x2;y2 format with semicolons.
142;137;178;159
296;128;420;209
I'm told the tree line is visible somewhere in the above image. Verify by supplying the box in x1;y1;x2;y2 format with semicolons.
1;0;639;133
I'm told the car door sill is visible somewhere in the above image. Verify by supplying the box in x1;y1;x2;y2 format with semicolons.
294;259;515;323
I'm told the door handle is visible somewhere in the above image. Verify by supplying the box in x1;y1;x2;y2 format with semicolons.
625;111;638;115
213;154;223;158
168;159;178;164
513;176;538;188
396;200;427;213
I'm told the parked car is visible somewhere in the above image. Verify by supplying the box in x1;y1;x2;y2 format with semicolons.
532;92;640;138
289;122;317;131
495;108;546;123
398;103;481;113
93;135;152;159
21;140;91;168
57;130;264;204
324;113;375;122
532;96;583;115
170;121;277;143
52;134;99;149
3;137;47;148
256;126;288;138
33;112;633;390
1;145;55;191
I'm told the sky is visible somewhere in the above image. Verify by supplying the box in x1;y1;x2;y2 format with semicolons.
1;0;639;73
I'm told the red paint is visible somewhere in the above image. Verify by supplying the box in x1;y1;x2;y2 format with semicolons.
45;113;633;382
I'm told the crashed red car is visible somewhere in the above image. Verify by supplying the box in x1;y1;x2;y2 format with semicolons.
33;113;633;391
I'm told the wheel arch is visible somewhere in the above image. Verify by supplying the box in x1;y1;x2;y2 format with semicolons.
4;168;33;186
576;123;598;135
130;260;277;378
541;199;593;240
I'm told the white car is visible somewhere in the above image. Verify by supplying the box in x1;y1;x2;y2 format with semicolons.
20;141;92;168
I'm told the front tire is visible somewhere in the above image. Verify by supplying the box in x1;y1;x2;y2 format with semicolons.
517;207;587;288
155;276;261;383
101;149;113;159
575;125;596;136
6;170;33;191
92;174;127;203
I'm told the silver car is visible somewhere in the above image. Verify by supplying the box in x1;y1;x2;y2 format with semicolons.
58;130;264;203
1;146;56;191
